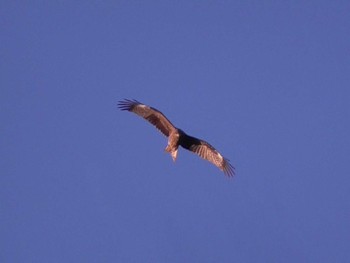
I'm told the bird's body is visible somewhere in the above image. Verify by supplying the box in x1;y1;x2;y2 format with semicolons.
118;99;235;177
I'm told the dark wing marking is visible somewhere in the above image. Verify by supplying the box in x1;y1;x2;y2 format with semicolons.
118;99;176;137
180;134;235;177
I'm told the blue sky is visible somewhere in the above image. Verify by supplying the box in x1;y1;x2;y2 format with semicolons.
1;1;350;262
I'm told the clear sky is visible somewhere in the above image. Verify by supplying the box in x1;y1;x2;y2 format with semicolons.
1;1;350;262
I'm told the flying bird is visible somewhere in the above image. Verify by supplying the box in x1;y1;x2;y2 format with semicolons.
118;99;235;177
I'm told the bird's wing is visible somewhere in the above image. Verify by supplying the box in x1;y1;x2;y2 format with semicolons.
180;134;235;177
118;99;176;137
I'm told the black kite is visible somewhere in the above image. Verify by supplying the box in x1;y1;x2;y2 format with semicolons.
118;99;235;177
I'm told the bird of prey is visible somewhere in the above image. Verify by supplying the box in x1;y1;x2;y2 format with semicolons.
118;99;235;177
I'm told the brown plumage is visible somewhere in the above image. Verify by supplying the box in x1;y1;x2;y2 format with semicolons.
118;99;235;177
